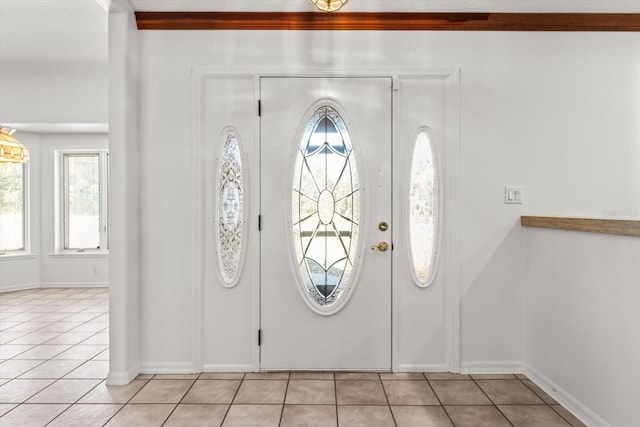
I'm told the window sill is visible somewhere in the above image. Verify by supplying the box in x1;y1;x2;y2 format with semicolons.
0;253;39;261
48;252;109;259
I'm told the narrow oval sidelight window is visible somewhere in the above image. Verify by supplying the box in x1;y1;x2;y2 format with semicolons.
291;104;360;313
409;128;440;287
216;128;246;287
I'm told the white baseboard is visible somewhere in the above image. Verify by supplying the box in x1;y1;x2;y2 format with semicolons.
460;361;525;374
202;364;256;373
41;282;109;288
0;283;41;293
107;364;141;386
524;363;610;427
397;364;450;372
140;363;195;375
0;282;109;293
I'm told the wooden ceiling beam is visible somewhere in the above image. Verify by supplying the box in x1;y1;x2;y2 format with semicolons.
135;12;640;32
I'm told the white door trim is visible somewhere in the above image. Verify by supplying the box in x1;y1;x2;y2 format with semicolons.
192;67;461;373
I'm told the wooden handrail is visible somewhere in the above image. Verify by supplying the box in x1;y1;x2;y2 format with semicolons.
521;216;640;237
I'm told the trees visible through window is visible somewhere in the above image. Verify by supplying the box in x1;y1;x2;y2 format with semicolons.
62;152;108;251
0;163;25;252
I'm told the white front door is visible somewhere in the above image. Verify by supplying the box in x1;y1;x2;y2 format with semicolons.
260;77;392;370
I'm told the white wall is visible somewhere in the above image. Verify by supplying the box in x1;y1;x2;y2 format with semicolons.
525;229;640;427
0;69;108;124
136;28;639;410
0;132;109;292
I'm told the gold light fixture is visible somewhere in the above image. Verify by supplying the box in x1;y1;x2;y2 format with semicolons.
309;0;349;12
0;126;29;163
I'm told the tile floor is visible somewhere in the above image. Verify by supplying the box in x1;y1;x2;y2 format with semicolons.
0;288;587;426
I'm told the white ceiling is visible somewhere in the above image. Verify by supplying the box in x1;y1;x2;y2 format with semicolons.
0;0;107;71
0;0;638;72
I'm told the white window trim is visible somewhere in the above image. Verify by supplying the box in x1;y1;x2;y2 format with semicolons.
54;149;109;254
0;161;31;256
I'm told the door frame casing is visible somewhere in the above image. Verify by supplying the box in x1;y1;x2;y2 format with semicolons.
192;68;461;373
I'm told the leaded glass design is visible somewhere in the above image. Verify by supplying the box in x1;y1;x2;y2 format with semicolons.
409;130;439;287
217;130;245;286
292;106;360;309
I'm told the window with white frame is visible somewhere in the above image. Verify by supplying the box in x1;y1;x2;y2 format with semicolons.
0;162;27;254
58;151;108;252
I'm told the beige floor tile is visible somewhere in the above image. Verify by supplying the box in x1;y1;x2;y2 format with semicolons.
19;359;84;379
105;403;175;427
47;403;122;426
380;372;425;380
522;379;558;404
64;360;109;379
244;372;289;380
130;379;194;404
392;405;454;427
31;312;72;322
44;332;95;345
153;374;199;380
290;372;334;380
424;372;471;380
27;378;101;403
0;378;55;403
338;405;395;427
336;379;387;405
0;402;17;416
222;404;282;427
499;404;572;427
286;380;335;404
136;374;154;379
470;374;518;380
164;404;228;427
476;379;545;404
445;405;511;427
91;348;109;361
38;322;84;333
200;373;245;380
80;332;109;345
13;344;72;359
79;379;149;404
70;322;109;333
0;403;69;427
4;322;48;333
335;372;379;380
182;379;241;404
0;332;26;344
551;405;587;427
234;379;288;404
382;379;440;405
281;404;337;427
63;312;103;322
0;359;45;378
0;344;34;359
429;380;492;405
9;332;61;345
52;344;108;360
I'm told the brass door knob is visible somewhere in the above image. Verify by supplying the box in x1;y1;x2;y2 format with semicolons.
370;241;389;252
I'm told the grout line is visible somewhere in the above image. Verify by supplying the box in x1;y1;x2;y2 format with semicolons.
470;376;515;427
378;372;398;427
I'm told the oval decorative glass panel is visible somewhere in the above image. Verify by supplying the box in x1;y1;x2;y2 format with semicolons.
292;105;360;312
216;129;245;287
409;129;440;287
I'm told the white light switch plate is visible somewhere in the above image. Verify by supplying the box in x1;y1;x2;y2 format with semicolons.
505;186;522;204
